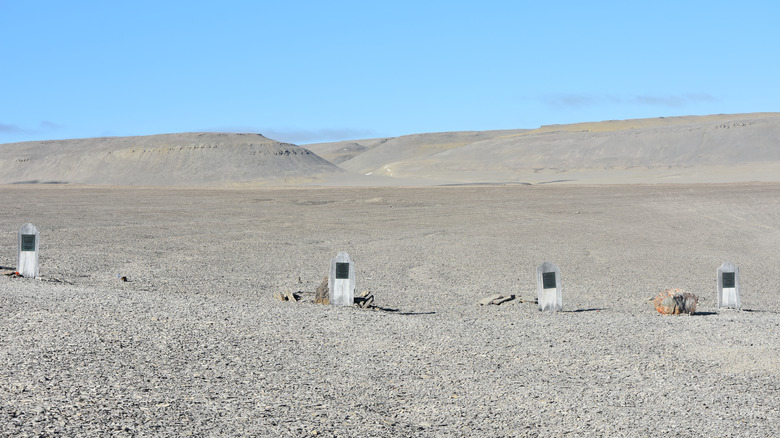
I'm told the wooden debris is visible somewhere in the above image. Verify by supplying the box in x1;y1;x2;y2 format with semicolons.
280;276;375;308
274;290;300;302
479;294;516;306
480;294;504;305
354;290;375;308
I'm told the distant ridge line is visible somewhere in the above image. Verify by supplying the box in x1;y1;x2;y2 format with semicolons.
3;113;780;186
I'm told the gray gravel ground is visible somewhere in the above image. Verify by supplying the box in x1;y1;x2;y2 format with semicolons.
1;184;779;437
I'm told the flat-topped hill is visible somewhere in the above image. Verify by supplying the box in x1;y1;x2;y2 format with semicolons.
0;132;342;186
307;113;780;184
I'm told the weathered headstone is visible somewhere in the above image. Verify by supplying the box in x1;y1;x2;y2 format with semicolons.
329;252;355;306
717;262;740;309
17;223;40;278
536;261;561;311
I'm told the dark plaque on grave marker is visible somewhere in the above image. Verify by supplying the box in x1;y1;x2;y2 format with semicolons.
336;262;350;280
21;234;36;252
722;272;736;289
542;272;556;289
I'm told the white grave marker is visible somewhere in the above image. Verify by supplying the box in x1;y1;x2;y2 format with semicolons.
17;223;40;278
329;252;355;306
536;261;562;312
717;262;740;309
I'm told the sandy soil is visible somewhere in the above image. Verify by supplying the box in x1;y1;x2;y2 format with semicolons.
1;184;779;436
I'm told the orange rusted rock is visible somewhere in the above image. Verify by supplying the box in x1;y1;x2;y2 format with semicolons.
654;288;698;314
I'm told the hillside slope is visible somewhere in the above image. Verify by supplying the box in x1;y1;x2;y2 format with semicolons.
0;132;342;185
308;113;780;184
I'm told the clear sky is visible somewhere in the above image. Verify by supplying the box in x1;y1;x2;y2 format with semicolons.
2;1;778;145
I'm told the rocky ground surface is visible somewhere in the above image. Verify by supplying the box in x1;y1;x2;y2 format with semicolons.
1;184;779;436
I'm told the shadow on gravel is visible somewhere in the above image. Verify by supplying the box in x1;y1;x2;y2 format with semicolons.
564;308;607;313
374;306;436;316
692;311;718;316
11;180;68;184
537;179;577;184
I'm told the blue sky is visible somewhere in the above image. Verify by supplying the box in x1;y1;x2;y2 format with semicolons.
2;1;778;145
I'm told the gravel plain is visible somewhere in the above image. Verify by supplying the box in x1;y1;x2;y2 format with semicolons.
1;183;779;437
